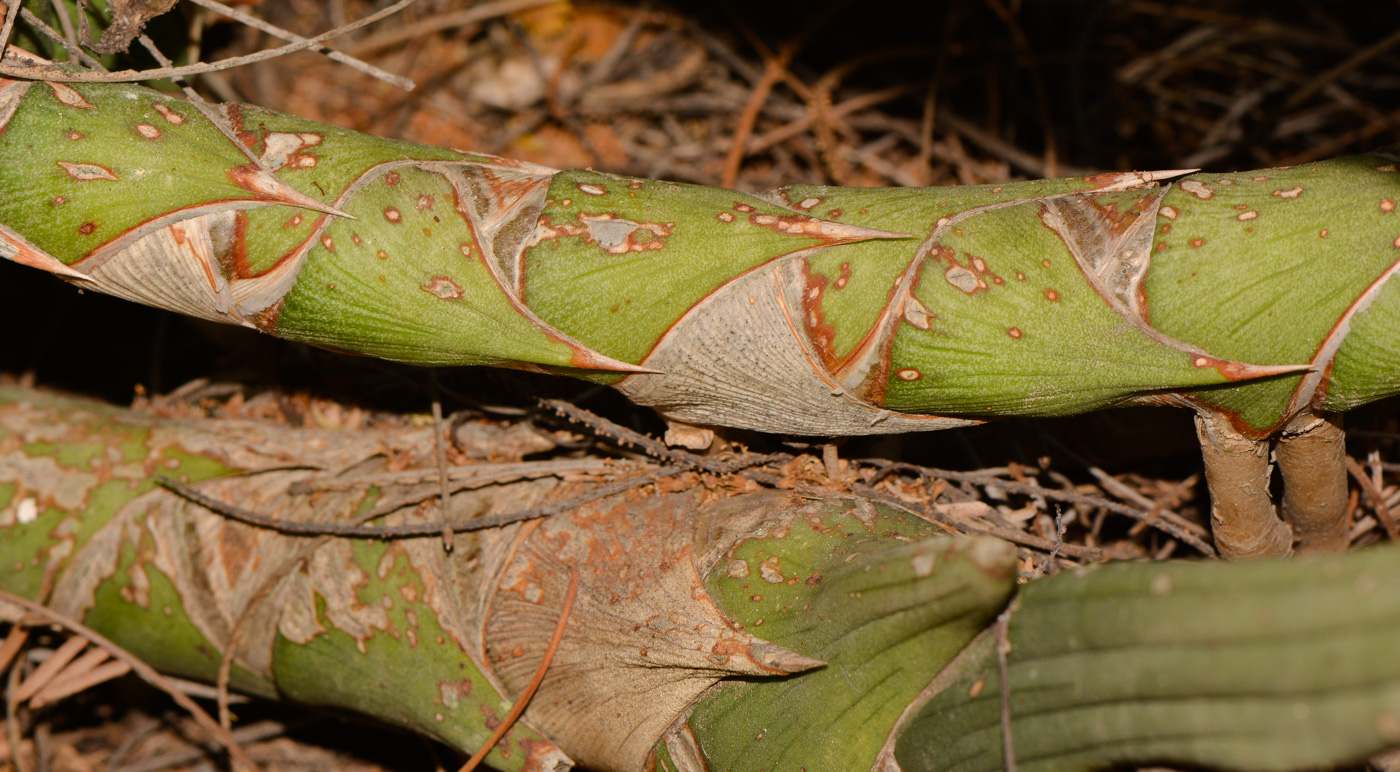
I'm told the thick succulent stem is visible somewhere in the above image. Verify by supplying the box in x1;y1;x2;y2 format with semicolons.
1194;409;1293;558
1276;411;1350;552
888;547;1400;772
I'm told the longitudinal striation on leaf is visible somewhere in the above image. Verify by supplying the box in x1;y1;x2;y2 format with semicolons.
7;81;1400;439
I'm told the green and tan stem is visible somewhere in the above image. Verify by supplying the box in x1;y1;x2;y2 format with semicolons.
6;386;1400;771
4;81;1400;553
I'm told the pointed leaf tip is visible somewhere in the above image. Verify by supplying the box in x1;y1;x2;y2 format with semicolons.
747;641;826;674
226;165;353;218
1195;356;1313;383
1139;168;1200;182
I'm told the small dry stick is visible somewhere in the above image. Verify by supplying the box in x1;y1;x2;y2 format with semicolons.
0;626;28;675
720;44;795;189
184;0;414;90
0;1;22;64
157;468;679;539
431;397;454;551
0;0;418;82
6;658;30;772
1347;456;1399;541
539;398;788;475
12;636;87;703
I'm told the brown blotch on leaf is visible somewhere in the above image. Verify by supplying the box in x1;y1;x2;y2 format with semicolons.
1382;199;1396;213
1007;327;1023;339
896;369;921;381
716;211;735;223
734;202;755;213
1273;186;1305;199
1189;238;1205;248
1320;229;1329;238
577;183;607;196
51;196;65;206
383;207;402;223
834;262;852;290
1179;180;1213;199
78;222;97;235
152;103;185;125
320;236;334;252
1044;288;1060;301
284;213;302;229
65;131;83;141
57;161;118;181
1237;211;1258;221
46;82;95;109
134;123;161;140
384;172;401;187
1159;205;1179;220
416;194;435;211
420;276;464;300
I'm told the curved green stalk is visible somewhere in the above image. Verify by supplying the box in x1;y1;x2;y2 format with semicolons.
7;81;1399;437
5;386;1400;772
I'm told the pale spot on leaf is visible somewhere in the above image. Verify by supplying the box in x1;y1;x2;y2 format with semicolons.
57;161;117;181
420;276;464;299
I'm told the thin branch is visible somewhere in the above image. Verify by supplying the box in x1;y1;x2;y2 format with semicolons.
1347;456;1399;542
721;45;794;189
156;467;680;539
183;0;414;90
18;7;105;70
431;396;454;551
861;459;1216;556
539;398;789;474
0;1;21;66
347;0;562;57
0;0;418;82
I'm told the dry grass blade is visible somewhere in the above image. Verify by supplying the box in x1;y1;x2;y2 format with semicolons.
29;660;130;709
0;627;28;677
0;590;258;771
12;636;87;704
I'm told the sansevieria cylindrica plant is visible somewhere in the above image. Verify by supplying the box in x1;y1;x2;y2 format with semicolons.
2;78;1398;556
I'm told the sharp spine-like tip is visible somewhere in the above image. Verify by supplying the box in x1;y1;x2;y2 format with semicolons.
1139;168;1200;182
749;641;826;674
